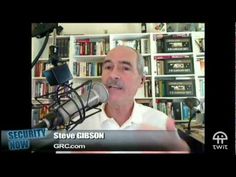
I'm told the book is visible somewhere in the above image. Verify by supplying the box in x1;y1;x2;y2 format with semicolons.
154;55;192;60
182;103;190;120
136;99;152;107
163;36;192;53
164;58;194;74
172;102;182;120
165;79;196;97
31;109;40;127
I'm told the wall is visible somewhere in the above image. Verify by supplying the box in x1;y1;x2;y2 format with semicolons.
58;23;157;35
32;23;153;58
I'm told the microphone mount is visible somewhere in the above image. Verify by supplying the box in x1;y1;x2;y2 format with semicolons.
31;23;64;69
32;23;63;39
34;80;103;131
42;27;72;86
183;98;201;134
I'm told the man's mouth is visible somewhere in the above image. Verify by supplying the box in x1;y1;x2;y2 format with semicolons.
107;85;122;90
106;79;124;90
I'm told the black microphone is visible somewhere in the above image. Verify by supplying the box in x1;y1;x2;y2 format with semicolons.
34;112;58;129
34;82;109;129
183;98;201;134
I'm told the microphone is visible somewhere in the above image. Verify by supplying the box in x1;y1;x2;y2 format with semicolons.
183;98;201;134
34;82;109;130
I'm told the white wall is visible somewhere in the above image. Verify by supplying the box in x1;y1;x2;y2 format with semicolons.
58;23;156;35
32;38;43;60
32;23;151;61
58;23;204;35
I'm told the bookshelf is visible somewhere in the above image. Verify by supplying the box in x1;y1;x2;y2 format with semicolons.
151;31;205;121
31;24;205;124
68;34;109;93
32;35;70;102
31;35;71;126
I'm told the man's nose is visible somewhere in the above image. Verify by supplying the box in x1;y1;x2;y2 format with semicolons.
110;67;120;80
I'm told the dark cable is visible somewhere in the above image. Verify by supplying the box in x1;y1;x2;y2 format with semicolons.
31;33;50;69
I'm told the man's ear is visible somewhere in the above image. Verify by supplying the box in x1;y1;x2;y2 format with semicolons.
140;76;146;86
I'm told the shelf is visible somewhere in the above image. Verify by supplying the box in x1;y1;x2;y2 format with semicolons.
111;33;150;40
73;76;101;79
196;53;205;57
135;97;153;99
153;31;198;36
197;75;205;78
38;57;70;61
38;58;48;61
155;97;191;99
154;74;195;78
142;53;151;57
49;34;71;38
145;75;152;78
74;55;106;59
153;52;193;56
191;31;205;37
73;34;109;38
32;77;46;80
32;98;52;104
175;120;189;123
32;97;69;103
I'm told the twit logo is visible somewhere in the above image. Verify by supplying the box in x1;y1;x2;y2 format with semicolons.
212;131;228;150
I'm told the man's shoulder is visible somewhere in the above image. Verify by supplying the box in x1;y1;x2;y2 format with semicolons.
135;103;169;130
136;103;168;118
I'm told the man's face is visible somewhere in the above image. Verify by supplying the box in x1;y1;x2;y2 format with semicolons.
102;47;143;105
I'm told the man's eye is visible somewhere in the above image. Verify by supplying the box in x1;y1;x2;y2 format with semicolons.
123;66;130;71
104;65;112;70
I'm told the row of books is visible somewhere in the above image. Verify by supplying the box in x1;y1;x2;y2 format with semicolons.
73;62;103;77
155;55;194;75
32;81;55;97
136;79;152;98
194;38;205;53
156;100;191;120
56;38;70;58
75;38;109;56
143;56;151;75
198;79;205;97
155;79;196;97
115;38;150;54
196;58;205;75
135;99;153;107
144;80;152;97
32;81;69;98
155;34;192;53
72;83;94;98
34;62;53;77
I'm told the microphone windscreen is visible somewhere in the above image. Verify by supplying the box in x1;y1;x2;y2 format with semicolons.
92;82;109;103
57;82;109;123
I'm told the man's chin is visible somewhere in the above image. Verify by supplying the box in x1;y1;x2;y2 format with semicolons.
107;97;125;105
108;97;122;103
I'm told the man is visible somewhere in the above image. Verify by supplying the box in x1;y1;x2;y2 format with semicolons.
73;46;189;151
75;45;176;130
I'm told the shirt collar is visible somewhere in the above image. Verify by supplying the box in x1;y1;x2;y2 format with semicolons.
100;101;143;128
129;101;143;124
